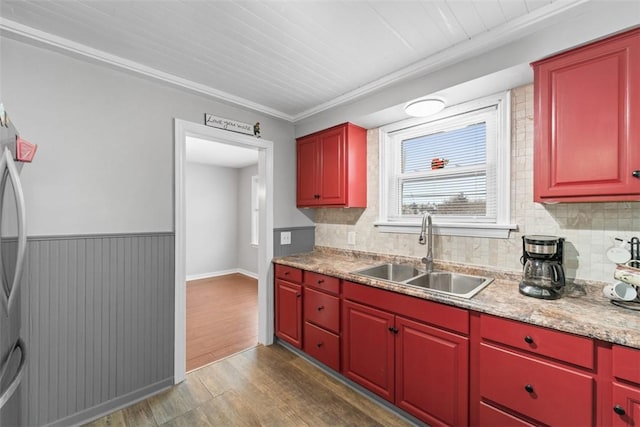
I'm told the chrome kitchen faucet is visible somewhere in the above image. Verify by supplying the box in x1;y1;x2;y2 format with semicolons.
419;212;434;273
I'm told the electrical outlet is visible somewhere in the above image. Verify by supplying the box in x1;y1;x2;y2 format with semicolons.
347;231;356;245
280;231;292;245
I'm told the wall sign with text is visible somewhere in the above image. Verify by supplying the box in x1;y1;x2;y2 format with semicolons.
204;114;261;137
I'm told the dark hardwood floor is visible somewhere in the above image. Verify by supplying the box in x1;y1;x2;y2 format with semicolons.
86;343;414;426
186;273;258;372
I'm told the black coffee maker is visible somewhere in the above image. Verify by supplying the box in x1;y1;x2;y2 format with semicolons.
519;235;566;299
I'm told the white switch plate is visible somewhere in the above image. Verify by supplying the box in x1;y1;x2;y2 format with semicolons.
281;231;292;245
347;231;356;245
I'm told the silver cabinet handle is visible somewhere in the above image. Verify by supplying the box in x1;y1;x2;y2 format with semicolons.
0;338;26;409
0;147;27;314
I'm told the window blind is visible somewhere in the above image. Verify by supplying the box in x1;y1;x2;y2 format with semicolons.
402;122;486;172
396;118;496;220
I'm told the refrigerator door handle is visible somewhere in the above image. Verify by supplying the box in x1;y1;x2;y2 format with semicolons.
0;147;27;314
0;338;26;409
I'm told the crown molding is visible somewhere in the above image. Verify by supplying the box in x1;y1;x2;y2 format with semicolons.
0;17;295;122
1;1;588;123
291;0;589;122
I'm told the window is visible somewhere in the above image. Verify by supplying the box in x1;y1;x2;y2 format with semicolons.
251;175;259;245
378;92;515;238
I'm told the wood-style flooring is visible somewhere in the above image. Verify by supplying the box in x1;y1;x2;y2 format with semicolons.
186;274;258;372
85;343;414;426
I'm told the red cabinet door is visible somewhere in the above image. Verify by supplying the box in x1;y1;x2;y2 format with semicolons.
275;279;303;349
533;28;640;202
296;122;366;208
317;126;346;205
342;300;395;402
296;135;319;206
612;382;640;427
396;316;469;427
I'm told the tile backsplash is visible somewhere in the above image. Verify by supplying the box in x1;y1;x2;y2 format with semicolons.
314;84;640;283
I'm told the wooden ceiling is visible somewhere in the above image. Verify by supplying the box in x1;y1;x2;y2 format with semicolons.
1;1;583;121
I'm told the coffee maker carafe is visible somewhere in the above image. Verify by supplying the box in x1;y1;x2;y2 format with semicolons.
519;235;565;299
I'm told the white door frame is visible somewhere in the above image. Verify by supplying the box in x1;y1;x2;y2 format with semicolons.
174;119;274;383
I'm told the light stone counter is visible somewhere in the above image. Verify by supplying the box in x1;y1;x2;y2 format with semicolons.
274;246;640;350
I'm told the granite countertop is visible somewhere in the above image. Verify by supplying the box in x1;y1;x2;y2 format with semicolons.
274;247;640;350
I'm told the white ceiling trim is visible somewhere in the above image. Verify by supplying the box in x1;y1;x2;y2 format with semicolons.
1;1;587;123
0;17;293;121
291;0;589;122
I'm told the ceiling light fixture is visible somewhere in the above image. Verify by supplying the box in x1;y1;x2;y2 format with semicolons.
404;98;446;117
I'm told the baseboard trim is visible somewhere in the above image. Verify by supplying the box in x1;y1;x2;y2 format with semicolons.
187;268;258;281
46;377;174;427
237;268;258;280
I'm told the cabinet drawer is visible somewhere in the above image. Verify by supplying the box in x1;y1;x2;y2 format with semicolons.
613;345;640;384
304;287;340;333
275;264;302;283
304;271;340;295
479;343;595;427
480;314;594;369
479;402;535;427
304;322;340;372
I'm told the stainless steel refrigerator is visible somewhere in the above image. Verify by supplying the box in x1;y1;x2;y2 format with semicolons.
0;104;35;426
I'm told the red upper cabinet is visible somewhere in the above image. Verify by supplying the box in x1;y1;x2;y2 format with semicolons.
296;122;367;208
532;28;640;202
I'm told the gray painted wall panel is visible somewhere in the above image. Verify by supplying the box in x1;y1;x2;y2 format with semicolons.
18;233;175;426
273;227;315;257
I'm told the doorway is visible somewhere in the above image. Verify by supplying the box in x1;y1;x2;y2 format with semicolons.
174;119;274;383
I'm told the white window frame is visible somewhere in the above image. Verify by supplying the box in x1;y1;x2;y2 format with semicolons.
376;91;517;239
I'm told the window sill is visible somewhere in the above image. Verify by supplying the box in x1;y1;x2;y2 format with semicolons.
374;221;518;239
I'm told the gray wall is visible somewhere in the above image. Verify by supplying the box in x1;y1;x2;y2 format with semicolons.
186;162;239;278
237;164;259;275
0;35;307;426
0;36;312;235
23;233;175;427
274;227;315;257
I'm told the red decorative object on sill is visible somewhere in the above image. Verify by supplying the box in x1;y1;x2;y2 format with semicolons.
431;158;448;169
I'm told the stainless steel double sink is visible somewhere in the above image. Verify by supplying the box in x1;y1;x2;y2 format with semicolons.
353;263;493;299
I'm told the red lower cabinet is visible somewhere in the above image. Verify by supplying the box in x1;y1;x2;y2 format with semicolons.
342;282;469;426
274;266;304;349
479;343;594;426
475;314;597;426
274;265;640;427
302;271;342;372
342;300;395;402
275;279;303;348
396;316;469;427
612;345;640;426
